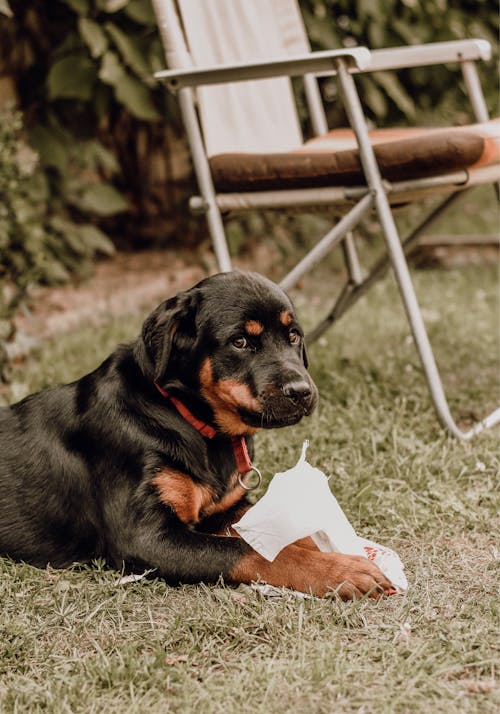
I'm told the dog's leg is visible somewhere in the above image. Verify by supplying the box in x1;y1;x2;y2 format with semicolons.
288;536;320;550
143;470;390;597
199;504;321;553
199;503;334;555
228;540;392;599
195;499;252;536
124;526;392;599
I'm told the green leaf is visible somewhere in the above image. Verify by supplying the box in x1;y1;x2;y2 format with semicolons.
78;17;108;58
360;77;388;119
105;22;151;78
0;0;13;18
99;51;126;86
29;125;69;172
392;17;422;45
47;56;96;101
83;140;120;173
62;0;89;14
49;216;89;257
358;0;376;20
48;218;115;258
148;37;166;74
374;72;416;120
39;258;71;285
124;0;156;25
96;0;128;12
114;74;160;120
23;173;50;206
99;66;158;121
76;183;130;216
368;20;386;48
100;52;157;118
77;224;115;255
305;14;338;49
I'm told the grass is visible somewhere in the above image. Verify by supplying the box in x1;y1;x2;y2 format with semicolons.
1;240;499;710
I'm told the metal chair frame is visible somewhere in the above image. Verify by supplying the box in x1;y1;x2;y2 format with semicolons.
153;0;500;439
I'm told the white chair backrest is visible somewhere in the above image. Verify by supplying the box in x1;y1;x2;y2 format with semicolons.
153;0;312;155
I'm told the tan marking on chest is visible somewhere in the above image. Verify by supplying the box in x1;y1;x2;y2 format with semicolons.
152;469;213;524
202;473;247;517
152;468;246;524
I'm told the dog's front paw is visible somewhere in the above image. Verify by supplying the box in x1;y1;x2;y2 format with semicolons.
316;552;393;599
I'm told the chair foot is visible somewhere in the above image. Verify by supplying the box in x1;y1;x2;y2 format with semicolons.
454;408;500;440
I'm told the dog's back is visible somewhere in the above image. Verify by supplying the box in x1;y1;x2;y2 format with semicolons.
0;381;106;566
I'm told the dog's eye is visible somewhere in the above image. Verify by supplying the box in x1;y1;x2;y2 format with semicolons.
289;329;301;345
232;336;248;350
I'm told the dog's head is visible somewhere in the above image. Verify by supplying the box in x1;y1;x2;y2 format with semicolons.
138;271;318;436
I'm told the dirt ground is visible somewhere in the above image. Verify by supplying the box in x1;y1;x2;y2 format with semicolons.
13;249;205;344
11;241;305;351
11;237;498;354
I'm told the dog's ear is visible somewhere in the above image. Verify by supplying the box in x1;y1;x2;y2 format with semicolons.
301;340;309;369
141;291;199;383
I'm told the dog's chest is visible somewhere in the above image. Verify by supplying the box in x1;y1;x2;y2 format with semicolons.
151;467;245;525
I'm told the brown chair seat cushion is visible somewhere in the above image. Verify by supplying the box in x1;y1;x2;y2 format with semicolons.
209;119;500;192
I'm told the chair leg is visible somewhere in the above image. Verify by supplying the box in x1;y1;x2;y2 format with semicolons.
306;233;363;344
342;232;363;285
308;190;466;340
178;88;232;272
336;60;500;439
306;280;352;345
280;193;373;291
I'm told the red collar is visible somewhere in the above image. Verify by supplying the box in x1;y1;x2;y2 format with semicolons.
153;382;253;476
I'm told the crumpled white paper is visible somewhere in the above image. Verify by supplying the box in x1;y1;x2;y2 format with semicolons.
233;441;408;593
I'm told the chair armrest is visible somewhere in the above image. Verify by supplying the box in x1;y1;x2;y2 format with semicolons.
316;39;491;76
154;48;371;92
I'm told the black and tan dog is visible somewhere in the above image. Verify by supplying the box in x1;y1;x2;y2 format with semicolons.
0;271;391;598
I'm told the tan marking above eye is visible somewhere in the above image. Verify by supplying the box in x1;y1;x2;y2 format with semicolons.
245;320;264;336
280;311;293;326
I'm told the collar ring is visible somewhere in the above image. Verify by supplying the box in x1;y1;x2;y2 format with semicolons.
238;466;262;491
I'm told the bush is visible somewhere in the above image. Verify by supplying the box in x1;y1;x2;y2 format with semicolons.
0;108;115;381
1;1;497;256
0;0;497;265
302;0;498;126
0;0;187;251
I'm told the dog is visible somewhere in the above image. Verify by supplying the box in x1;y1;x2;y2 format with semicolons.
0;271;391;598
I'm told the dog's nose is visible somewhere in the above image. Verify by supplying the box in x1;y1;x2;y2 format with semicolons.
282;380;313;405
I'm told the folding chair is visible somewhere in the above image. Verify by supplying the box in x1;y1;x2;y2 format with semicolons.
151;0;500;439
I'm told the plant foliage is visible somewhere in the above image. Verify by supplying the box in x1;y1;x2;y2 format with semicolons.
0;0;497;265
0;0;172;252
302;0;498;126
0;109;115;381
